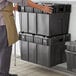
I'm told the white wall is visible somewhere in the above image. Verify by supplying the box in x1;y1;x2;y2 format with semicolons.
14;1;76;56
69;2;76;40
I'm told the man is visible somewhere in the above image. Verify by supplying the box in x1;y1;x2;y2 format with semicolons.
0;0;52;76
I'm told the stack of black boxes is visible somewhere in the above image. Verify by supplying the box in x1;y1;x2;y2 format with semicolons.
18;3;71;67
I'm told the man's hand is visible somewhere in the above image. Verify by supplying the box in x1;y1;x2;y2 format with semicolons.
27;0;53;14
13;4;18;11
41;5;53;14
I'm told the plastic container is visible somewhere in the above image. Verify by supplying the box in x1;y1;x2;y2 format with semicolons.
65;41;76;52
65;50;76;71
18;4;71;36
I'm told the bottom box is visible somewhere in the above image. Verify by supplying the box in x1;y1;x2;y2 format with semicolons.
20;34;71;67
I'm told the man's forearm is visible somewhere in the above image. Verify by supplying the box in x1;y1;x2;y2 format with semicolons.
27;0;52;14
7;0;43;10
27;0;44;10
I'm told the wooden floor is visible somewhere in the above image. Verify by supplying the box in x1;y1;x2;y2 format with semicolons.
9;56;70;76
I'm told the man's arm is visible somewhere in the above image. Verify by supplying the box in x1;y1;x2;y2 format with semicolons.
27;0;53;14
7;0;53;13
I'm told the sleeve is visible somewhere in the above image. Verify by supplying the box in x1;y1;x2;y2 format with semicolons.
0;0;4;3
7;0;22;4
7;0;28;6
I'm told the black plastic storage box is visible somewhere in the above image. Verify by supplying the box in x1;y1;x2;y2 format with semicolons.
65;41;76;52
19;3;71;67
18;4;71;37
20;33;71;67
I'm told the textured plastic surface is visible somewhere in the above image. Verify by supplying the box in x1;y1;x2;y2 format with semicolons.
19;32;25;41
21;41;37;63
37;44;50;67
29;43;37;63
19;33;71;45
37;13;70;36
34;8;43;13
50;43;66;66
21;41;29;61
34;35;43;45
52;4;71;13
37;43;66;67
18;4;71;13
25;34;33;42
65;50;76;71
29;13;37;34
37;14;49;36
21;12;28;32
65;41;76;52
43;37;50;45
64;34;71;41
25;6;33;12
19;32;34;42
